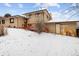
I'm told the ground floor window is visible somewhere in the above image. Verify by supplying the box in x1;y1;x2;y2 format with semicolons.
10;18;14;23
2;20;5;24
28;24;32;26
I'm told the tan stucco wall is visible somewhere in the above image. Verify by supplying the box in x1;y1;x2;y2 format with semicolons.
28;13;37;23
5;17;18;27
16;17;24;27
60;22;77;36
0;17;25;28
44;10;51;22
45;23;56;33
46;22;77;36
24;10;51;24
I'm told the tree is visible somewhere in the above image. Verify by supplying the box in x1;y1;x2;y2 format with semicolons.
36;12;45;34
62;3;79;19
36;19;44;33
4;13;11;17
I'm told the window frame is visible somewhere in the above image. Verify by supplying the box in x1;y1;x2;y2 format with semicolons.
2;20;5;24
10;18;14;23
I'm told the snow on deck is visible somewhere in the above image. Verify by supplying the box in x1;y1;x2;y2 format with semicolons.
0;28;79;56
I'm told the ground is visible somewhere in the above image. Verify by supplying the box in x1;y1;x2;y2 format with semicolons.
0;28;79;56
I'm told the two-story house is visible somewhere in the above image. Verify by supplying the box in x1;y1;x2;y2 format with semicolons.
23;9;51;31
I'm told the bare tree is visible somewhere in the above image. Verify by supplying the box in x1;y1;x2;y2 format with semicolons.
4;27;8;35
61;3;79;19
4;13;11;17
36;12;44;34
36;19;44;33
0;26;8;36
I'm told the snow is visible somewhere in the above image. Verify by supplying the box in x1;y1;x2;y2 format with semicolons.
48;19;79;23
0;28;79;56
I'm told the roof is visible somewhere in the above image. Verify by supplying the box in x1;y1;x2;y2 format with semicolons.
0;16;5;20
23;9;47;14
23;9;51;18
47;19;79;23
14;15;29;19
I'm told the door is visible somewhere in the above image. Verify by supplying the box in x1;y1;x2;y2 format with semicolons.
76;29;79;37
56;24;61;34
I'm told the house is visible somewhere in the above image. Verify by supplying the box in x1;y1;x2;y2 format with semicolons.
0;16;5;36
45;20;79;37
0;9;79;37
0;15;29;35
0;9;51;30
0;15;28;28
0;9;51;35
23;9;52;31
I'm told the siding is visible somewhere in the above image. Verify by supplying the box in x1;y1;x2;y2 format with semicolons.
45;23;56;33
46;22;77;36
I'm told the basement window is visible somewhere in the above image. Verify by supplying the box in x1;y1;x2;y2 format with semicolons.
2;20;5;24
10;18;14;23
28;24;32;26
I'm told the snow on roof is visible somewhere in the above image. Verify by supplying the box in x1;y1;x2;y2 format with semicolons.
47;19;79;23
23;9;47;15
20;15;29;18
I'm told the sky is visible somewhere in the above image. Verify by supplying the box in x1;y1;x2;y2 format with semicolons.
0;3;79;21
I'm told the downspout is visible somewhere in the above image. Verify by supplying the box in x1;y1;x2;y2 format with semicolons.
42;10;45;31
55;23;56;34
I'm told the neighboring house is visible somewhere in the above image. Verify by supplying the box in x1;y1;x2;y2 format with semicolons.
45;20;79;37
0;15;28;35
0;16;5;36
0;15;28;28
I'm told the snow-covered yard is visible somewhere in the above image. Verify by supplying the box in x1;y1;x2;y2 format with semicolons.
0;28;79;56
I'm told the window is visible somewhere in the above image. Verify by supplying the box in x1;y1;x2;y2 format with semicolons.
47;15;49;19
28;14;32;18
2;20;5;24
24;19;27;23
10;18;14;23
36;13;40;15
28;24;32;26
29;14;32;16
56;24;61;34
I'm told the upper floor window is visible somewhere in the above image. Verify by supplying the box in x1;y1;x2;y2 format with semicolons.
10;18;14;23
29;14;32;16
24;19;27;23
2;20;5;24
36;13;40;15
